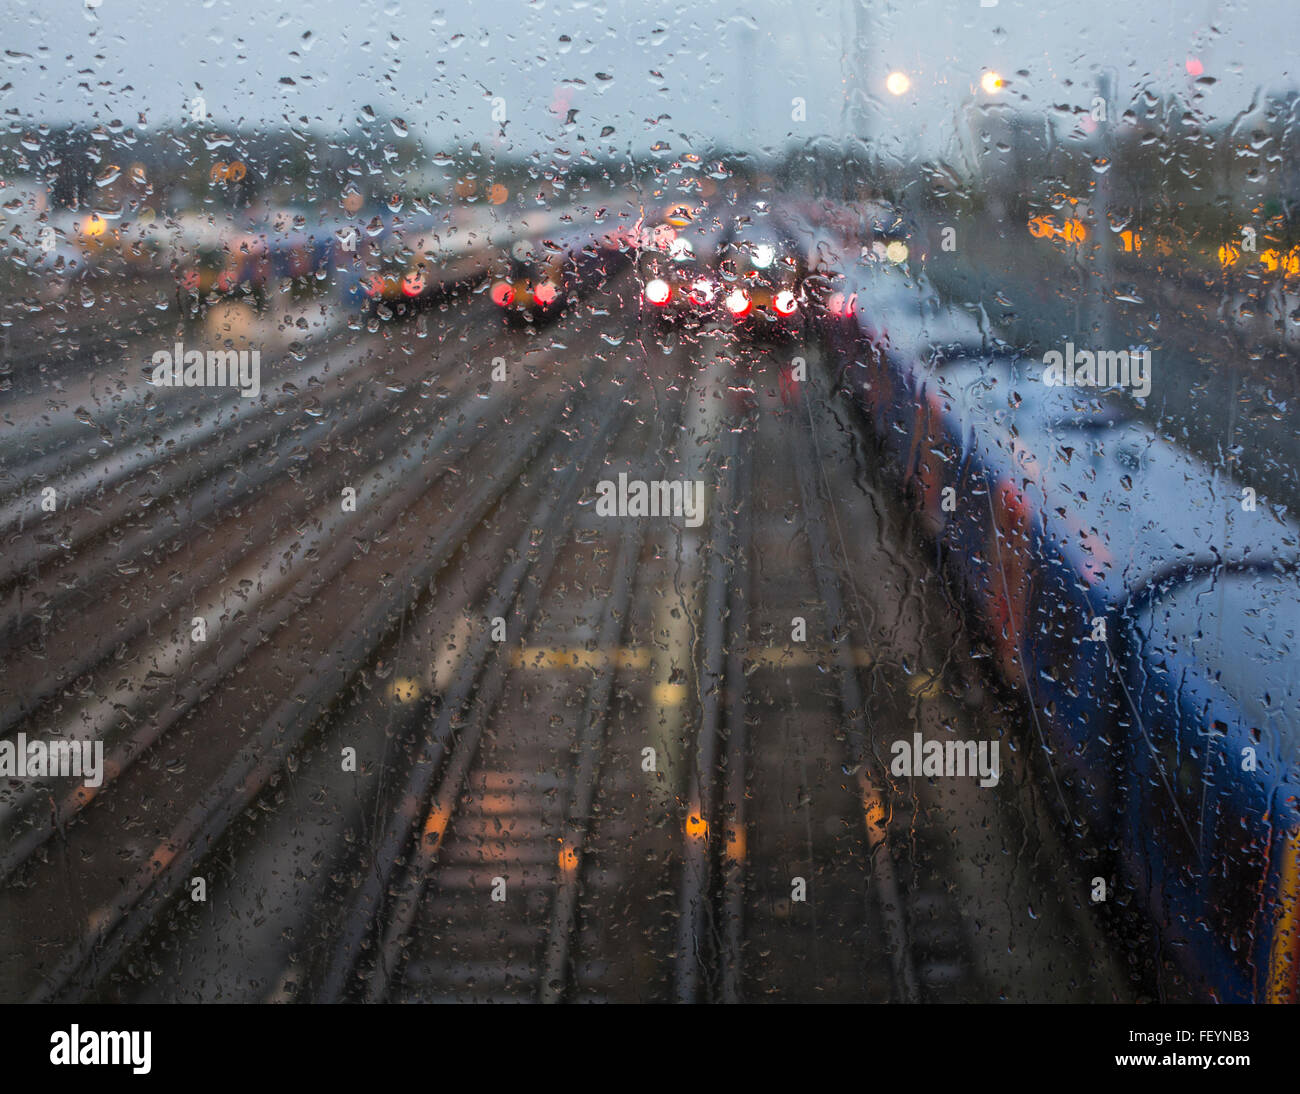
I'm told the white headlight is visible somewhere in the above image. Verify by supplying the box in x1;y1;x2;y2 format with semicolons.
751;243;776;268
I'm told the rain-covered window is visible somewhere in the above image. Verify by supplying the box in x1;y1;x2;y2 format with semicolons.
0;0;1297;1019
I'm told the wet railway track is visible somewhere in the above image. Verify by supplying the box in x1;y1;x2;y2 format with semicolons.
0;271;1135;1003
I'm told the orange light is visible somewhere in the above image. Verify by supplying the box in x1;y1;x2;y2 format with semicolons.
1059;218;1087;244
724;288;751;317
644;278;671;305
725;824;746;863
558;843;579;874
685;811;709;841
1027;215;1053;239
490;281;515;306
422;805;451;851
488;183;509;205
1218;243;1241;268
1119;229;1142;253
773;289;798;316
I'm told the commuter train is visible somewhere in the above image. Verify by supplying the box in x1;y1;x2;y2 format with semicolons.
716;208;808;336
800;200;1300;1003
173;208;346;305
633;201;729;323
342;205;628;322
484;214;631;324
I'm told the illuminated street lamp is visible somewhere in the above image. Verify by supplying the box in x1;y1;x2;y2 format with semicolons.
886;71;911;96
980;70;1004;95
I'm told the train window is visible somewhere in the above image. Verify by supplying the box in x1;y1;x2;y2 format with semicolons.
1;0;1297;1019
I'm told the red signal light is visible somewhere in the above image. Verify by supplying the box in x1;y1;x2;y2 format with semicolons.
725;288;751;317
644;278;671;306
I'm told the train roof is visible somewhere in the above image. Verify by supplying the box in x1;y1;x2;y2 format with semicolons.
926;353;1300;602
831;262;1300;605
1125;565;1300;753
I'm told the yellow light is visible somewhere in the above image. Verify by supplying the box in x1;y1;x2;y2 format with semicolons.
981;71;1004;95
886;71;911;96
885;240;909;264
81;214;107;239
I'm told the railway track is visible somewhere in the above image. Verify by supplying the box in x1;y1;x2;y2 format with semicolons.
0;273;1135;1003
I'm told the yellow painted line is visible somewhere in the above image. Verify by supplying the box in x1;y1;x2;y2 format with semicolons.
907;671;942;699
653;682;688;707
510;645;874;671
510;646;652;671
388;676;423;703
1267;830;1300;1003
745;647;876;670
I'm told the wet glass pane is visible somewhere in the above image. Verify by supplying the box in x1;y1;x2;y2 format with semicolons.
0;0;1296;1013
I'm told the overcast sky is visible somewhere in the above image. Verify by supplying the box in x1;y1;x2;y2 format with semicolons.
3;0;1296;160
